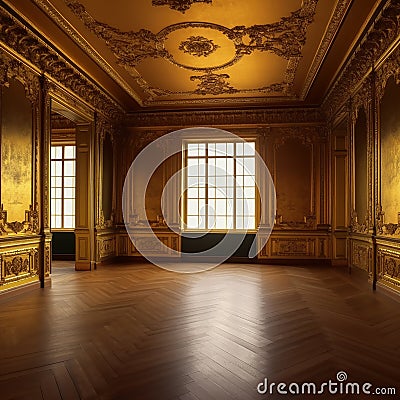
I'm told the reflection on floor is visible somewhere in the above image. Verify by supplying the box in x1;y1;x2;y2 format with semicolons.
0;262;399;399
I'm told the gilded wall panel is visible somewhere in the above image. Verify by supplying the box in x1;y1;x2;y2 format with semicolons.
353;107;368;230
0;80;32;224
380;77;400;228
377;247;400;292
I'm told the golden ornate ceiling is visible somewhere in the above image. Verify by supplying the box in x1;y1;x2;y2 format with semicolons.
6;0;383;110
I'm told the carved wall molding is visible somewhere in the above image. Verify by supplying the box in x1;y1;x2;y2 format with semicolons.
152;0;212;13
126;108;324;128
323;1;400;118
97;236;115;259
0;248;39;284
0;203;40;236
377;248;400;289
351;242;370;271
0;6;123;120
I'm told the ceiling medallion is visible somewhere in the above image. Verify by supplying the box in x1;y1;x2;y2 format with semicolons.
190;73;238;95
152;0;212;13
179;36;219;57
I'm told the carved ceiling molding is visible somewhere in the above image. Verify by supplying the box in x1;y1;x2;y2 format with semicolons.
179;36;219;57
323;0;400;118
31;0;142;106
301;0;352;99
0;6;123;120
376;44;400;102
152;0;212;14
125;108;324;128
64;0;318;101
0;50;40;104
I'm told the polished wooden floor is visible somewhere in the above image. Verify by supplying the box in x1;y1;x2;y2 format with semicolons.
0;262;399;399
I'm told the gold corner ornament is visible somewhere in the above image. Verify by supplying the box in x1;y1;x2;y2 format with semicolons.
152;0;212;13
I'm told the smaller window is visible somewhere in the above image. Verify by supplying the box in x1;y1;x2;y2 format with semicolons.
50;145;76;229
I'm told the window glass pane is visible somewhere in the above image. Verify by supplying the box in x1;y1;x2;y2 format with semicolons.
243;158;255;175
51;177;62;187
208;143;216;156
64;161;75;176
216;188;226;199
236;142;244;155
187;188;198;199
51;161;62;177
188;159;198;176
187;199;198;215
199;199;206;214
226;216;234;229
55;216;62;228
244;175;255;186
187;144;198;157
216;143;226;155
64;187;75;198
244;142;255;155
198;188;205;198
236;159;244;175
244;187;255;198
64;146;75;159
51;146;62;159
215;216;226;229
216;158;226;174
188;177;198;187
226;143;234;156
198;144;206;156
198;160;206;176
64;177;75;187
64;199;75;215
64;216;74;228
187;216;198;229
216;199;226;214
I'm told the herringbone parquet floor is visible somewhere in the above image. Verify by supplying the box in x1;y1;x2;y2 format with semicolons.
0;261;399;399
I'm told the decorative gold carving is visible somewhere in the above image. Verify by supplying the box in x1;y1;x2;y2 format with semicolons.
190;73;238;95
5;256;29;277
65;0;317;101
98;237;115;259
0;203;39;236
375;204;400;236
179;36;219;57
301;0;352;99
0;7;123;120
384;257;400;280
352;242;369;271
323;1;400;117
126;108;324;128
0;248;39;284
271;238;315;257
377;249;400;290
152;0;212;13
350;209;368;234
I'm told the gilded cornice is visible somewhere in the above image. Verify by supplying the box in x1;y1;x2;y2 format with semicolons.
300;0;352;99
125;108;324;128
31;0;143;106
0;5;124;120
323;0;400;118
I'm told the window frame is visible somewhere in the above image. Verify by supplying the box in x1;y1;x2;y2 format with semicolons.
50;143;76;231
182;138;259;233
